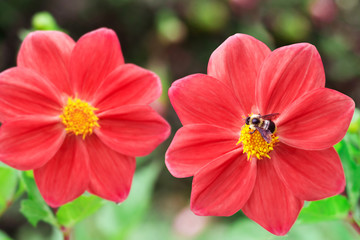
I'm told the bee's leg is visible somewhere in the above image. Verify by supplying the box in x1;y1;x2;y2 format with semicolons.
249;129;256;134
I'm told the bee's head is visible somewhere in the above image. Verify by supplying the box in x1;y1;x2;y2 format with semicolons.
251;117;260;125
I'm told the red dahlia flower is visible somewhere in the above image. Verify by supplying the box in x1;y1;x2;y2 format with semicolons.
165;34;354;235
0;28;170;207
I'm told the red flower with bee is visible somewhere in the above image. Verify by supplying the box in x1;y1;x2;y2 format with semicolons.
165;34;354;235
0;28;170;207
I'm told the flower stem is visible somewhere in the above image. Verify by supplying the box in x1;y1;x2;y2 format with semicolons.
61;226;72;240
348;212;360;234
64;233;70;240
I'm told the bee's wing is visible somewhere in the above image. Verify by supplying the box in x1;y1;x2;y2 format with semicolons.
261;113;279;120
255;127;272;143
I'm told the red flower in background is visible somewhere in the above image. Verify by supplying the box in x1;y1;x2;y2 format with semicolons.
0;28;170;207
165;34;354;235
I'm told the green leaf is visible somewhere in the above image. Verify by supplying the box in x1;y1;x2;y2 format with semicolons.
0;167;18;210
347;108;360;134
19;172;57;227
336;134;360;209
0;230;12;240
110;162;161;232
298;195;350;223
20;199;56;227
354;204;360;227
20;171;43;203
13;179;25;201
56;195;104;227
74;161;162;240
31;11;60;31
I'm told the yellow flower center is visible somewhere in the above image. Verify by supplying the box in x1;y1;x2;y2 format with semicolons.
237;124;279;161
59;97;99;139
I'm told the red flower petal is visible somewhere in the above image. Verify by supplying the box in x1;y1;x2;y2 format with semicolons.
17;31;75;95
208;34;271;114
0;68;63;122
93;64;161;111
242;159;304;236
277;88;355;150
0;117;65;171
96;105;170;156
165;124;239;178
34;136;89;207
272;143;345;201
169;74;243;130
70;28;124;100
86;135;135;203
191;150;257;216
257;43;325;114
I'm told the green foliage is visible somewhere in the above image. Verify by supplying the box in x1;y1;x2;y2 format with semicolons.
74;161;161;240
186;0;229;32
238;22;274;50
20;199;56;227
210;218;358;240
293;108;360;227
18;11;64;40
348;107;360;135
19;172;57;227
56;195;104;228
19;171;105;230
319;35;360;82
116;214;359;240
110;162;161;236
335;108;360;209
298;196;350;223
32;12;60;31
156;9;186;44
0;167;18;213
0;230;12;240
273;11;311;42
337;108;360;228
1;5;359;239
336;137;360;208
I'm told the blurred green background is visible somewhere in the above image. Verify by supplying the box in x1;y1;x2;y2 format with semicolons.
0;0;360;239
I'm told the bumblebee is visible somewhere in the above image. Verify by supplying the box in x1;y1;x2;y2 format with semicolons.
245;113;279;143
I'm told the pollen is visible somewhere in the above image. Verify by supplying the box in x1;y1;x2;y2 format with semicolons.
237;125;279;161
59;97;99;139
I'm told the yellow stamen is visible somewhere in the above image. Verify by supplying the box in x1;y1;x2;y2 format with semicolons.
237;125;279;161
59;97;99;139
